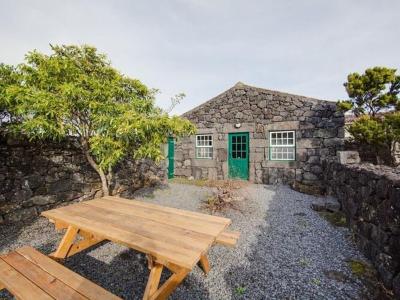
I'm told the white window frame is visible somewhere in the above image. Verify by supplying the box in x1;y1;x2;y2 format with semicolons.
195;134;213;159
269;131;296;161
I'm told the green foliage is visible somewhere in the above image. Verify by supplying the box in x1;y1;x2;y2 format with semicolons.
337;67;400;116
0;44;195;194
235;286;246;296
347;112;400;165
347;116;387;146
337;67;400;166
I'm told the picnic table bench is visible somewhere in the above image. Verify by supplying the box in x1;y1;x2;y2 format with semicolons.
39;196;239;299
0;246;120;300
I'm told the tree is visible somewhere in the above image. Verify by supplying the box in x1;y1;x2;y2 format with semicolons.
336;67;400;166
0;63;19;125
0;45;195;195
337;67;400;116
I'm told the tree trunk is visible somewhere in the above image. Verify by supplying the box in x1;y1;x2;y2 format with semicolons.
81;139;110;196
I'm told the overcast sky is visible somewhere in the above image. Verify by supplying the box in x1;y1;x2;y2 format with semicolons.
1;0;399;114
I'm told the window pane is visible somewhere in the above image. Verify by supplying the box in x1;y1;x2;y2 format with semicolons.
283;132;287;138
288;132;294;139
271;133;276;139
237;136;241;143
242;151;246;159
237;144;241;151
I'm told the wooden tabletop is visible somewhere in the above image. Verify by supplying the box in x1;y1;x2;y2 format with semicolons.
41;196;231;269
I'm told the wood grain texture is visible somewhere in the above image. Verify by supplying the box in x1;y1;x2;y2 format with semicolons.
215;230;240;247
0;257;53;300
42;196;232;269
41;196;239;299
14;246;121;300
199;255;210;274
143;263;163;300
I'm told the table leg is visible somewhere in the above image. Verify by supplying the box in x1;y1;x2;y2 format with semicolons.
198;254;210;275
149;267;190;300
50;226;104;259
51;226;79;259
142;256;190;300
143;263;163;300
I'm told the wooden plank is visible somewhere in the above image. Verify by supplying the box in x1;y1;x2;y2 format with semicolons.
143;263;163;300
16;247;121;300
215;230;240;247
66;203;214;252
103;196;231;225
42;210;200;269
0;257;53;300
2;252;86;300
52;225;79;258
149;267;190;300
198;255;210;274
66;235;103;257
85;198;227;237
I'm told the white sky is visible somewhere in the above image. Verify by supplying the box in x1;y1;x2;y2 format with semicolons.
1;0;399;115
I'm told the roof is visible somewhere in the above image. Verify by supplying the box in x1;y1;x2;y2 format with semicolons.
182;82;334;117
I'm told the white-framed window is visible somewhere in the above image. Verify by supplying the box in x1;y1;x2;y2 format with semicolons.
269;131;296;161
196;134;213;159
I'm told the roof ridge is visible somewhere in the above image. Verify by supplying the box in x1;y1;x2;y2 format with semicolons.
181;82;334;117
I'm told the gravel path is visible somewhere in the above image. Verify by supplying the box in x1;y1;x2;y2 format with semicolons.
0;183;373;299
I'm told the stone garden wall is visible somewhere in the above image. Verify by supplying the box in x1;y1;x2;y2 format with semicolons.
323;161;400;296
176;83;344;192
0;134;166;224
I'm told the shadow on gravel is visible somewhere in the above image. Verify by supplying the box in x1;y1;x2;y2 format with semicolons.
0;224;209;300
224;185;373;300
62;247;210;300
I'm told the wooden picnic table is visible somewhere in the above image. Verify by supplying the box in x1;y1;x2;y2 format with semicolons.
41;196;239;300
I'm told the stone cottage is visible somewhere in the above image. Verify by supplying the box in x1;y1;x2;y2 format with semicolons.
170;82;344;192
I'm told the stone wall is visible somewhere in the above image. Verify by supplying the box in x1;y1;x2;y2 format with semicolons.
175;82;344;191
323;161;400;296
0;135;166;224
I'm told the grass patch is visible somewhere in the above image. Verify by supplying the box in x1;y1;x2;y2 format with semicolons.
346;259;395;299
235;286;246;296
318;211;347;227
347;259;375;278
170;177;209;187
170;177;248;189
311;278;321;286
299;258;309;267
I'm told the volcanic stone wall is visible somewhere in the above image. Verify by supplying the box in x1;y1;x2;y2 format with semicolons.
175;83;344;192
0;135;166;224
323;161;400;296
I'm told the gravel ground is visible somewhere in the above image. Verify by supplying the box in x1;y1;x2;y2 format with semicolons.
0;183;373;299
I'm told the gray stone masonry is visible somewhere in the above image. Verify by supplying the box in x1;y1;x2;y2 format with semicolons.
323;161;400;296
0;134;166;224
174;82;344;191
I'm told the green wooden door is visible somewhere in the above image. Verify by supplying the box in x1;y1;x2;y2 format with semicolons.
228;132;249;180
167;137;174;179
